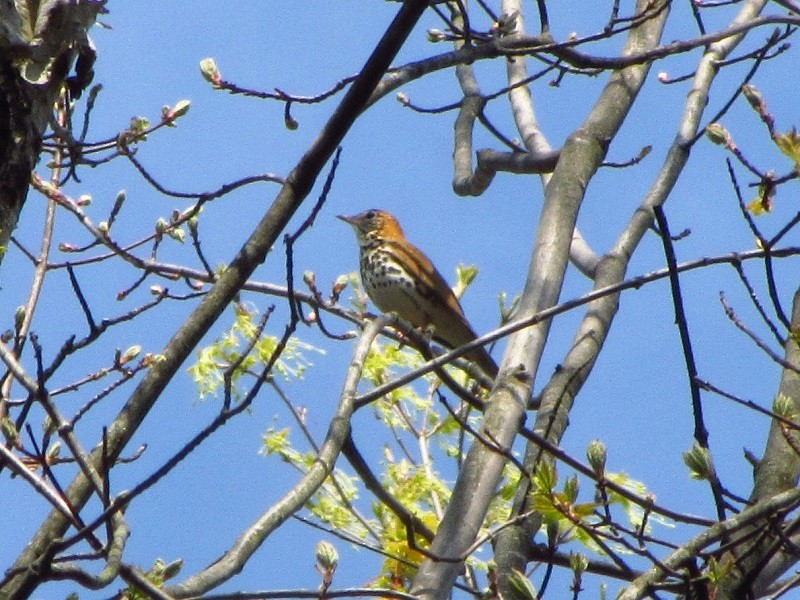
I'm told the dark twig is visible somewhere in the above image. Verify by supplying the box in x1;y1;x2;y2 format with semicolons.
353;247;800;411
284;147;342;324
730;258;785;347
769;210;800;248
67;368;141;425
719;294;800;375
63;307;279;553
725;162;785;346
40;293;168;384
534;0;550;35
125;150;284;200
188;218;215;278
477;111;526;152
342;434;436;542
725;159;790;329
696;377;800;432
653;205;727;523
602;145;652;169
763;250;790;330
66;264;97;333
727;159;766;248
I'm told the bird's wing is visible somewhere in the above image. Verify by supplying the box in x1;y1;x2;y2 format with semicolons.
385;238;477;339
385;237;498;378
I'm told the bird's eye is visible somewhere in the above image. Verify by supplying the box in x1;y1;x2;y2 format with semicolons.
365;210;377;220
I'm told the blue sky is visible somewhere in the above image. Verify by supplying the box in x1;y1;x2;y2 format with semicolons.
2;1;799;598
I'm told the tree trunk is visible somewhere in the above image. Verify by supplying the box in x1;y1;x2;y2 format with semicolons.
0;1;103;265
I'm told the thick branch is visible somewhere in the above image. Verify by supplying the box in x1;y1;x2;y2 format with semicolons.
1;3;429;598
619;487;800;600
495;0;772;595
409;3;670;599
715;288;800;598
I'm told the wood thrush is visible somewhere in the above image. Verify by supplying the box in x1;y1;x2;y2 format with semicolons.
338;209;498;379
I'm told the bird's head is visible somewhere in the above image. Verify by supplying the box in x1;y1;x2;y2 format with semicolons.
337;209;404;245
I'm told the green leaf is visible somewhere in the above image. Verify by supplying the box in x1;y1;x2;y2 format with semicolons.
18;57;55;84
187;304;321;398
262;428;291;455
315;541;339;574
533;461;557;494
742;84;766;114
161;558;184;581
15;0;58;42
705;555;734;583
774;128;800;172
563;475;579;503
129;116;150;136
531;490;562;525
163;100;191;125
453;264;478;299
747;180;775;215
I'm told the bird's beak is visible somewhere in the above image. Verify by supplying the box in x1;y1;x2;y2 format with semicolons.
337;214;356;226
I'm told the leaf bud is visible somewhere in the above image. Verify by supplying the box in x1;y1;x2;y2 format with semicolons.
315;540;338;575
683;443;714;481
586;439;607;476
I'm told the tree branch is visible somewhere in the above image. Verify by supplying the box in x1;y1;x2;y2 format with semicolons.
1;3;430;597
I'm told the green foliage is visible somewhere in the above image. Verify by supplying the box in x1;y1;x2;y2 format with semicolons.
315;540;338;590
490;463;520;507
604;473;669;529
569;551;588;574
453;263;478;299
774;128;800;173
704;554;734;584
748;180;775;216
315;539;339;573
121;558;183;600
261;425;364;533
128;116;150;139
1;417;19;448
530;460;672;557
256;333;516;589
188;303;322;400
253;325;671;589
307;470;363;531
586;439;607;476
710;87;800;216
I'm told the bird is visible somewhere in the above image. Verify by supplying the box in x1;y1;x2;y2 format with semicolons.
338;209;498;379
